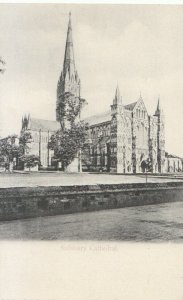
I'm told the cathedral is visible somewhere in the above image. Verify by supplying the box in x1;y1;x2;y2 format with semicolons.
21;13;183;173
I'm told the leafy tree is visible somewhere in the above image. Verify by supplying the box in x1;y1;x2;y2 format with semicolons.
0;57;5;74
19;131;40;171
141;158;152;173
57;92;86;129
0;135;19;171
141;158;152;184
19;154;39;171
49;121;89;170
0;132;34;171
51;91;88;171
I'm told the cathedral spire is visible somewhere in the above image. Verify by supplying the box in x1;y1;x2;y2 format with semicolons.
63;12;75;78
56;13;81;122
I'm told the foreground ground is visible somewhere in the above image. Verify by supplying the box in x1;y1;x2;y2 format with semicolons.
1;172;183;241
0;171;182;188
1;202;183;241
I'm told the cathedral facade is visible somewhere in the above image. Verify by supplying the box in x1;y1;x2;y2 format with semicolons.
85;88;166;173
21;13;183;173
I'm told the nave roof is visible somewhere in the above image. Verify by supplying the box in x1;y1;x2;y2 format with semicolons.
29;118;60;132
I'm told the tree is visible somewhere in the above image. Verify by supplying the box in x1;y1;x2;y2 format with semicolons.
141;158;152;183
18;131;36;169
50;91;88;171
141;158;152;173
57;92;87;129
19;154;39;171
0;132;34;171
49;121;89;171
0;57;5;74
0;135;19;171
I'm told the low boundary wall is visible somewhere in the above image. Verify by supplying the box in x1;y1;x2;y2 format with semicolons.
0;182;183;221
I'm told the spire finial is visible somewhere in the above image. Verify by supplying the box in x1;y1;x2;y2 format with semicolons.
63;10;75;76
157;96;160;111
114;84;122;105
68;11;72;28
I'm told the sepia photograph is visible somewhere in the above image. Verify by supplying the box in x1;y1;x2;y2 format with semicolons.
1;2;183;299
0;3;183;241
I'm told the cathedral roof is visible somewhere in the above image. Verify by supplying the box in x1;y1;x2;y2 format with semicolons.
124;101;137;111
84;100;137;126
84;111;111;126
29;118;60;132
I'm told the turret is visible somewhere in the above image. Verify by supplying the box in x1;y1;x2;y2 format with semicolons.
155;98;165;173
21;114;31;131
111;85;123;116
110;85;126;173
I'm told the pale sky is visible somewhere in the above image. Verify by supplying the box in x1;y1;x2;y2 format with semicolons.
0;4;183;156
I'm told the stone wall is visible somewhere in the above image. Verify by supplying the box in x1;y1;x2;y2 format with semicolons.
0;182;183;221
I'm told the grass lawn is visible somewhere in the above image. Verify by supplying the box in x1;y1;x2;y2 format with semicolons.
0;171;182;188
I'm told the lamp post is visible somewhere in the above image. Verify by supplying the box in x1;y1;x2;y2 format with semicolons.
78;148;82;173
141;158;152;184
145;167;147;184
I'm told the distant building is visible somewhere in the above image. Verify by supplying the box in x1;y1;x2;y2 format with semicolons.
165;153;183;173
21;13;183;173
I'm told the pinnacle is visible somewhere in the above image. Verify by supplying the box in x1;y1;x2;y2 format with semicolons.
115;85;120;100
157;97;160;111
113;85;122;105
154;96;162;116
68;11;72;29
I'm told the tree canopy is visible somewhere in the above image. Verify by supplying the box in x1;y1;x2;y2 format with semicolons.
0;131;39;171
0;135;19;163
18;131;39;170
20;154;39;171
57;92;87;129
49;121;89;170
141;158;152;173
50;91;89;170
